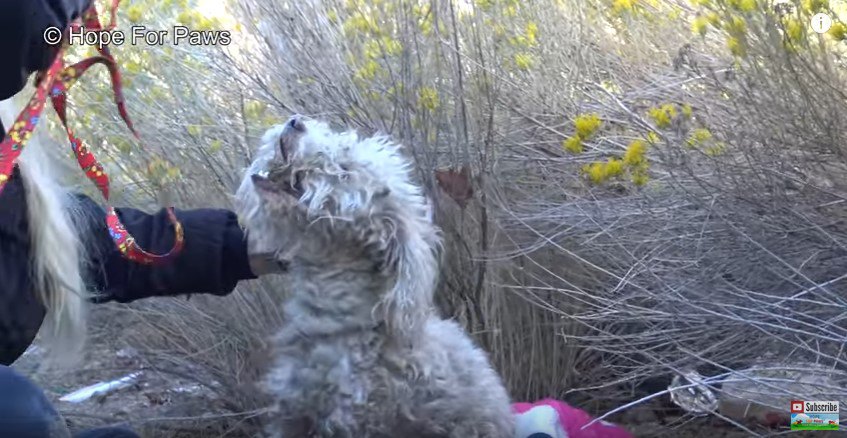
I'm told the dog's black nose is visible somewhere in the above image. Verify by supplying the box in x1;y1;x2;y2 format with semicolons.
287;115;305;132
279;116;305;161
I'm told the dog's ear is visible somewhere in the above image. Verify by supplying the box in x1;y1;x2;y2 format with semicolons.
376;210;440;341
250;174;295;206
251;174;287;203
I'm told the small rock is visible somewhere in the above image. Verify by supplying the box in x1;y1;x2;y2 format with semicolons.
668;370;719;414
116;348;138;359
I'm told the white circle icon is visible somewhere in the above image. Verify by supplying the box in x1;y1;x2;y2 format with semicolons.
811;13;833;34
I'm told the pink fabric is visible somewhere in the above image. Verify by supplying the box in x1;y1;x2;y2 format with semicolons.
512;399;634;438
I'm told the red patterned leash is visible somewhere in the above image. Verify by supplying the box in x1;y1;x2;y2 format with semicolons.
0;0;184;265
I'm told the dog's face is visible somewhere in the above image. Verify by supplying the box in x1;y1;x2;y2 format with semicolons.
237;116;440;335
240;116;434;268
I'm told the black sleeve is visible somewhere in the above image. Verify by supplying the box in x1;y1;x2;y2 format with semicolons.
0;0;92;100
77;195;258;303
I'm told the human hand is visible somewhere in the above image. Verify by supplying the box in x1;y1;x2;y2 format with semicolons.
248;252;288;276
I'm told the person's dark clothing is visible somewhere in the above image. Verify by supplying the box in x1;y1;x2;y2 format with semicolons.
74;427;141;438
0;365;142;437
0;365;68;437
0;0;258;367
0;0;93;100
0;163;257;367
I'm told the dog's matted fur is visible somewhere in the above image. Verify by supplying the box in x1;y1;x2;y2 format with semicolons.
236;116;514;437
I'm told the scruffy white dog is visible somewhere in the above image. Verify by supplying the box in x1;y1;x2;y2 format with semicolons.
235;116;514;437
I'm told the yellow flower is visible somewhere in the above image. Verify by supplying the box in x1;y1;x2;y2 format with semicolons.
740;0;757;11
668;7;682;20
705;142;727;156
692;16;709;36
687;128;713;147
707;12;721;27
363;40;381;60
828;22;847;40
661;104;677;119
178;10;197;27
420;15;434;35
197;17;219;32
600;80;621;94
632;170;649;186
563;136;583;154
115;138;132;154
605;158;624;177
582;159;625;184
646;131;660;144
648;105;674;129
209;139;224;154
726;16;747;36
624;139;647;166
727;36;746;57
127;5;143;23
729;0;757;12
681;104;693;119
574;113;602;139
514;53;533;70
785;17;804;43
344;13;379;35
355;59;382;81
612;0;636;14
802;0;829;13
583;162;607;184
475;0;493;10
418;87;440;111
525;22;538;45
382;37;403;56
124;59;142;75
166;166;181;180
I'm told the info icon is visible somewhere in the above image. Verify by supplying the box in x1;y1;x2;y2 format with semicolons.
811;13;833;34
791;401;804;413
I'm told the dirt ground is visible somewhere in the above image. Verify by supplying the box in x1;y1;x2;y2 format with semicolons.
11;304;238;437
10;304;843;437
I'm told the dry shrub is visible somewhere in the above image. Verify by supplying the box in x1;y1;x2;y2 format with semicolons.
119;281;283;435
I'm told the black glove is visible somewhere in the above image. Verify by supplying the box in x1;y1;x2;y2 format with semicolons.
0;0;93;100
